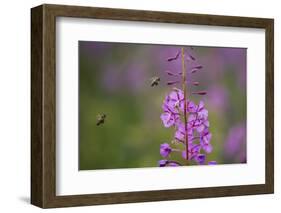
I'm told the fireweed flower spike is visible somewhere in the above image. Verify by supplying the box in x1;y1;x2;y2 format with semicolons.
159;47;216;166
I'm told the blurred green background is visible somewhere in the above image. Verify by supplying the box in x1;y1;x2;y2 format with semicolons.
79;41;247;170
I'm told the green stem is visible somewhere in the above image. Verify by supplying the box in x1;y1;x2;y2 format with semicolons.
181;48;189;161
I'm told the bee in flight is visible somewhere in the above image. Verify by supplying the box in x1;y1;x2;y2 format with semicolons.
96;113;106;126
150;76;160;87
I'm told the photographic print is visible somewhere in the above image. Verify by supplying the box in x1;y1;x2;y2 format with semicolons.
79;41;247;170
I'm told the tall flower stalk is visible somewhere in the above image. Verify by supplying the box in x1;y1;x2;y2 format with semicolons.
159;47;216;167
181;48;189;161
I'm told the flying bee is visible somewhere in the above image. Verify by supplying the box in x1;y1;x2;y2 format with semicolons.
96;113;106;126
150;76;160;87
